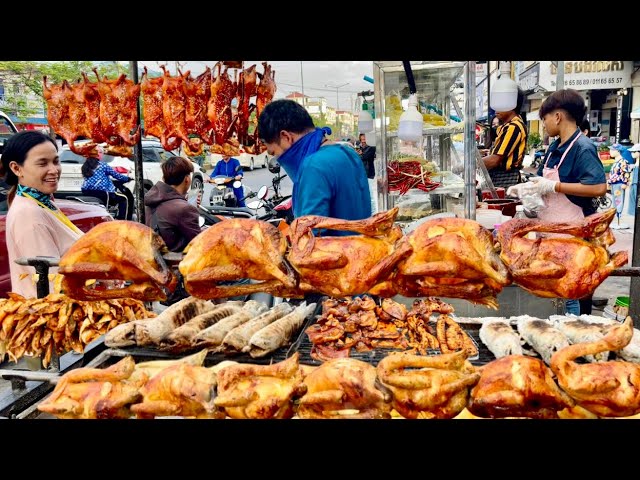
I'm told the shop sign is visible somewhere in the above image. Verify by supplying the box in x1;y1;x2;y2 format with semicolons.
476;63;487;78
517;64;540;92
538;61;632;91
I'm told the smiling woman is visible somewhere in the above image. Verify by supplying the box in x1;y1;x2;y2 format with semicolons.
0;130;84;298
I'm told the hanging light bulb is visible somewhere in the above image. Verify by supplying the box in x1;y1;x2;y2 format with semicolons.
358;101;374;133
490;75;518;113
397;93;423;142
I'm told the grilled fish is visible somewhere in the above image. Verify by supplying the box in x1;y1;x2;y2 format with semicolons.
223;302;294;353
479;318;523;358
248;302;317;358
516;316;570;366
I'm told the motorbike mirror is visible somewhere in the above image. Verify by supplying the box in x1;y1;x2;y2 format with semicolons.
258;185;269;199
247;200;263;210
198;216;205;227
232;180;242;189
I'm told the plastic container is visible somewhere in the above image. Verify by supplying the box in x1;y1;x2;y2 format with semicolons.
513;205;526;219
615;296;630;308
397;94;423;142
490;76;518;112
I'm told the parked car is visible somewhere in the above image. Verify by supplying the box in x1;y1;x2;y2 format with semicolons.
57;139;206;200
0;110;19;160
0;179;113;298
207;145;272;172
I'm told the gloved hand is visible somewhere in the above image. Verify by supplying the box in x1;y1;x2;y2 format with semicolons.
525;176;558;196
506;182;533;198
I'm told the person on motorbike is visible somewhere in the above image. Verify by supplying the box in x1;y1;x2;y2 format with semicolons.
208;154;245;207
81;156;132;220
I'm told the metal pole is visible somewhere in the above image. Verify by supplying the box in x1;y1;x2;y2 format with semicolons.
129;60;145;225
630;191;640;327
556;61;564;91
464;61;477;220
300;61;304;99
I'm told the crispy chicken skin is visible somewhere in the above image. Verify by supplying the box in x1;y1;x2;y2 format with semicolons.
179;218;298;299
497;209;628;299
214;353;306;419
377;350;480;419
297;357;392;419
468;355;574;419
393;218;511;308
59;221;177;302
37;356;144;419
286;208;413;297
551;316;640;417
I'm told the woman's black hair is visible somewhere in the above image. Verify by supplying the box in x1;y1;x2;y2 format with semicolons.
81;157;100;178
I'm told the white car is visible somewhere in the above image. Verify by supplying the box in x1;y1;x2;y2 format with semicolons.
207;146;272;172
57;139;206;198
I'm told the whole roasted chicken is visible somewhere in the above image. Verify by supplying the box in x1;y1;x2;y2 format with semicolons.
286;208;413;297
214;353;306;419
183;66;213;147
468;354;574;419
96;72;141;147
551;316;640;417
208;62;237;146
59;220;177;302
37;356;144;419
297;357;392;419
497;209;628;299
392;218;511;308
140;66;180;152
179;218;298;299
377;350;480;419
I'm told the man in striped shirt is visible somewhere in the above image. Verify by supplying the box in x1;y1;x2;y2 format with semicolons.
481;87;527;189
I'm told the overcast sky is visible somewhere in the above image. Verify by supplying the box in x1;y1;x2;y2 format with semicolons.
138;60;374;112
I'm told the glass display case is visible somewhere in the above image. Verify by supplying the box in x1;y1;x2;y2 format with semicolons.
372;61;476;224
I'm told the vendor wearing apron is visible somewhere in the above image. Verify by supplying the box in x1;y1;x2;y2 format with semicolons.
507;89;606;315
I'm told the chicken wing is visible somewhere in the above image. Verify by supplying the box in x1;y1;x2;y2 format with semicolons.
59;220;177;302
393;218;511;308
498;209;628;299
214;353;306;419
377;350;480;419
179;218;298;299
550;316;640;417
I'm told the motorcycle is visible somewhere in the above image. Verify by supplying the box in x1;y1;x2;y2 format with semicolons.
199;186;267;226
208;175;251;208
69;179;135;220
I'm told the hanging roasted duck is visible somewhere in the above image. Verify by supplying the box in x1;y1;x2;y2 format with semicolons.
207;62;237;147
96;71;141;149
179;218;298;299
286;207;413;297
140;66;180;152
66;79;101;156
59;220;177;302
182;66;213;150
235;63;257;146
497;208;628;299
160;65;194;151
392;218;511;308
42;77;76;150
254;62;276;145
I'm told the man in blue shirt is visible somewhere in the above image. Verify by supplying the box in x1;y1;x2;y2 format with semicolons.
257;99;371;234
209;154;245;207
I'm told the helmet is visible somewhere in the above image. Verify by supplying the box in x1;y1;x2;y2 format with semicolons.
268;156;281;174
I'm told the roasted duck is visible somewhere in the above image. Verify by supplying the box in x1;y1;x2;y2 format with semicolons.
377;350;480;419
161;66;196;151
468;354;574;419
66;79;100;156
96;72;141;147
392;218;511;308
42;77;75;151
59;220;177;302
286;208;413;297
497;208;628;299
255;62;276;120
37;356;144;419
297;357;391;419
82;70;108;145
183;66;213;147
214;353;306;419
207;62;237;146
179;219;298;299
551;316;640;417
235;64;257;145
140;66;180;152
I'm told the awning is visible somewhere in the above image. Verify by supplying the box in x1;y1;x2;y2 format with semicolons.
631;107;640;119
527;110;540;121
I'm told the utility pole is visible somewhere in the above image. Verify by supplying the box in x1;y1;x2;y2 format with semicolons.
325;82;349;137
300;61;305;106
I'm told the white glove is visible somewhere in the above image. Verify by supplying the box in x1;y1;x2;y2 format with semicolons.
506;182;531;198
525;176;558;196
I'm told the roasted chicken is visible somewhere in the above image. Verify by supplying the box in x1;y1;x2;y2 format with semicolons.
183;66;213;147
208;62;237;146
140;66;180;152
551;316;640;417
96;72;141;147
377;350;480;419
214;353;306;419
286;208;413;297
59;220;177;302
130;363;224;419
297;357;392;419
468;354;574;419
393;218;511;308
497;208;628;299
37;356;144;419
179;218;298;299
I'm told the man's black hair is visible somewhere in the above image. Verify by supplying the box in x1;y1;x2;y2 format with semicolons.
257;99;315;144
539;89;587;125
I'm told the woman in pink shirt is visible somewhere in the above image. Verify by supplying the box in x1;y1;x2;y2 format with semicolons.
0;131;82;298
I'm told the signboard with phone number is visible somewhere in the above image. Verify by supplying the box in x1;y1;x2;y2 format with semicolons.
538;61;632;91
